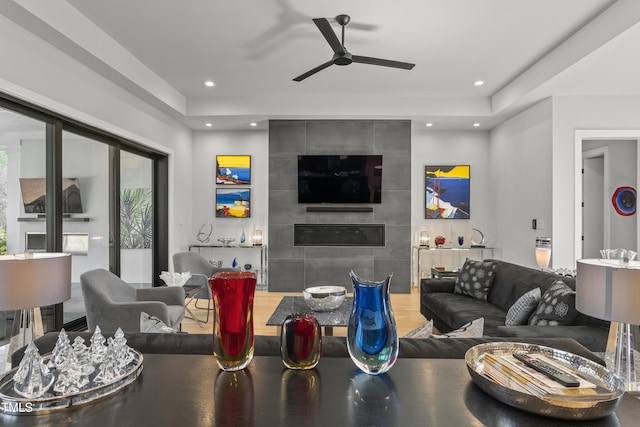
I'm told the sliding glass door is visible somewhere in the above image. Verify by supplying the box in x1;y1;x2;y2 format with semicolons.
120;150;153;287
0;107;48;343
61;131;110;327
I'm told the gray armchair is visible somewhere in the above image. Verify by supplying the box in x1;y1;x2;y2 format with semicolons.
80;268;185;332
172;251;237;323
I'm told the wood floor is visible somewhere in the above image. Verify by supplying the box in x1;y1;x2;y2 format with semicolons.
181;286;426;336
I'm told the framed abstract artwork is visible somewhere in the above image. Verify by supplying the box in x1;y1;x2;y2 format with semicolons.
216;155;251;185
425;165;470;219
216;188;251;218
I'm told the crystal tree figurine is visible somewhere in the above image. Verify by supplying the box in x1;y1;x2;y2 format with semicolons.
89;326;108;364
72;336;95;375
93;343;120;385
13;342;54;398
53;350;89;394
94;328;135;384
48;329;74;371
111;328;135;372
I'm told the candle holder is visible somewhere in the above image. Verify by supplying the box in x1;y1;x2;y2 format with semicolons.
252;229;263;246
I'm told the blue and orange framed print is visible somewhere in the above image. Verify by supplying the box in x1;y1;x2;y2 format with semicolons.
216;188;251;218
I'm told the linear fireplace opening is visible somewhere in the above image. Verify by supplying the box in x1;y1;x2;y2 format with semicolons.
294;224;385;247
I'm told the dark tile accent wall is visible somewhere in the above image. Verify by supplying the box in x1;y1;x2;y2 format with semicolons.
269;120;411;293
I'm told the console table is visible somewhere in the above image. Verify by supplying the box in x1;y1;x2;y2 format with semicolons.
412;246;495;287
3;355;637;425
189;244;267;289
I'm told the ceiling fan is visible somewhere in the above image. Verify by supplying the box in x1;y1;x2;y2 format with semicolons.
293;14;415;82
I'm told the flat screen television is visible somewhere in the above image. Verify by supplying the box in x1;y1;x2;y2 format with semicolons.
19;178;84;214
297;155;382;203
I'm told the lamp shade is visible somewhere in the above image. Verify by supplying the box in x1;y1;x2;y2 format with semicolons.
535;237;551;270
252;228;263;246
0;252;71;311
576;259;640;325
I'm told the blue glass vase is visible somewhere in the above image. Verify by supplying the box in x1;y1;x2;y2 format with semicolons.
347;271;398;375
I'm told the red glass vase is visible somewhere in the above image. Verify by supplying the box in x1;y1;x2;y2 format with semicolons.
280;313;321;369
209;271;257;371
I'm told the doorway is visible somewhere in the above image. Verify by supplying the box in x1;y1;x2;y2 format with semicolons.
575;134;638;260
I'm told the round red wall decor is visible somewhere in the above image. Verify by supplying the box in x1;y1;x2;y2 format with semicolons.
612;186;636;216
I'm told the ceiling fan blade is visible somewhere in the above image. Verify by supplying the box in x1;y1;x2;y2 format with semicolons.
312;18;346;54
327;17;378;32
293;60;334;82
346;23;378;31
352;55;415;70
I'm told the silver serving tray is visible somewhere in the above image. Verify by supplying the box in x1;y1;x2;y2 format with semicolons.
465;342;625;420
0;350;143;415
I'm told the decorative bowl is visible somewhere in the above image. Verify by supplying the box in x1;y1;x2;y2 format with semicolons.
465;342;625;420
303;286;347;312
217;237;236;247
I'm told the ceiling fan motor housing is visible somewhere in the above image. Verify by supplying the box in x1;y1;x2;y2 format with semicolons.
333;52;353;66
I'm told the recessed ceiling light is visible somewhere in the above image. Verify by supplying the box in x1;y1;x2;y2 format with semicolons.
473;123;480;127
474;80;484;86
204;80;215;87
205;123;212;127
426;123;433;127
250;122;257;127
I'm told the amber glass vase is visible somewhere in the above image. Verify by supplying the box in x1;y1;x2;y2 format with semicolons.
209;271;257;371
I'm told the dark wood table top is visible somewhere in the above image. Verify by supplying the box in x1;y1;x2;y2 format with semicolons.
2;354;639;426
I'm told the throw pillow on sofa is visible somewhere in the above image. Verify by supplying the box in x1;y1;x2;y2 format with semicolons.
528;281;578;326
404;319;434;338
140;312;178;333
505;287;541;326
454;259;498;300
433;317;484;339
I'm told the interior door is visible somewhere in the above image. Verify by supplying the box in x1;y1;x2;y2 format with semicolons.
583;154;605;258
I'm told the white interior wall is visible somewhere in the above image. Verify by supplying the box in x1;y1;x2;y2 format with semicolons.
410;129;493;274
553;95;640;267
489;98;553;268
190;130;269;271
6;7;640;277
0;12;194;259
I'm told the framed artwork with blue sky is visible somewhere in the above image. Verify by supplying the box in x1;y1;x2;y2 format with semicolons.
216;188;251;218
216;155;251;185
425;165;470;219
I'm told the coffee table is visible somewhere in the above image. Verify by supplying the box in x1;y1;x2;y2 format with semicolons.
3;354;638;426
266;295;352;336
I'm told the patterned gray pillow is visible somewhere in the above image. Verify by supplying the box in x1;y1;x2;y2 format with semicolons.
404;319;433;338
505;287;541;326
432;317;484;338
140;312;178;333
454;259;497;300
528;281;578;326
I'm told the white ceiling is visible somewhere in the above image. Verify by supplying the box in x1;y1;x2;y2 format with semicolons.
4;0;640;131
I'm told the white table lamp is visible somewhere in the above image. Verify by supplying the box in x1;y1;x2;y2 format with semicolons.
576;259;640;391
535;237;551;270
253;228;263;246
0;253;71;364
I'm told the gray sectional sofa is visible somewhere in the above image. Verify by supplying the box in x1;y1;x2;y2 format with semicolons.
420;259;610;352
